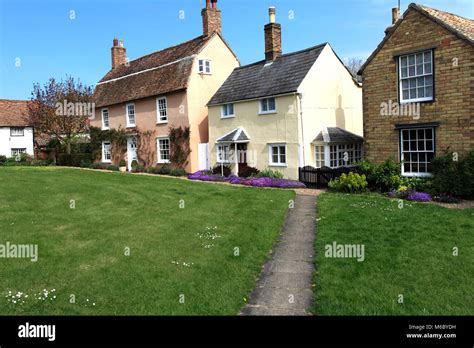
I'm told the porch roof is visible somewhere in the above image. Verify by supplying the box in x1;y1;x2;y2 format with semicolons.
216;127;250;143
313;127;364;144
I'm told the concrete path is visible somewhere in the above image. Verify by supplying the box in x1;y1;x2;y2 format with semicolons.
240;194;317;316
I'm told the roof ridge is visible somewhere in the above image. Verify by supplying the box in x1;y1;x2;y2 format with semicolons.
0;99;28;103
127;35;208;65
414;3;474;22
234;42;327;71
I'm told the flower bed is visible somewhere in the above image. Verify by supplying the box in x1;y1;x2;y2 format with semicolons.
188;171;306;188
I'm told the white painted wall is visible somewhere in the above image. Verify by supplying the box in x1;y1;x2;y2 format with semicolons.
0;127;34;157
297;44;363;167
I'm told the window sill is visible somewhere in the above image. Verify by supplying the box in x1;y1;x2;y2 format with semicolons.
157;121;168;125
126;125;136;129
259;111;277;115
157;160;171;164
221;115;235;119
399;98;434;104
402;172;433;178
102;160;112;164
199;72;212;76
269;164;287;167
102;127;110;131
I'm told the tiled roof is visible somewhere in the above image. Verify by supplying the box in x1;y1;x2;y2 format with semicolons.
208;43;326;106
0;99;30;126
359;3;474;74
313;127;364;144
94;35;214;108
216;127;250;143
416;4;474;44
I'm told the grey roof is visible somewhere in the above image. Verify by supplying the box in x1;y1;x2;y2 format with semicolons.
313;127;364;144
208;43;327;105
216;127;250;143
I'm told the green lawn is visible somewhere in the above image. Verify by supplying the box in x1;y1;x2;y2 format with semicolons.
0;167;294;315
313;193;474;315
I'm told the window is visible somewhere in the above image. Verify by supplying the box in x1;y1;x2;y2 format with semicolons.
221;104;235;118
11;148;26;157
269;144;286;166
314;145;325;168
101;109;109;129
156;97;168;123
400;127;435;176
157;138;170;163
399;50;433;103
329;144;362;168
102;142;112;163
259;98;276;114
126;103;136;127
198;59;212;74
10;127;24;136
217;144;230;163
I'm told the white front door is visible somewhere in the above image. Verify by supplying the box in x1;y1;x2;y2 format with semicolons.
127;137;138;171
198;143;209;170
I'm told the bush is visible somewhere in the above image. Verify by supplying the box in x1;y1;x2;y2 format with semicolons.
131;160;139;168
432;151;474;197
329;172;368;193
434;193;460;204
238;165;260;178
257;168;284;179
358;159;401;192
29;159;54;167
57;153;93;167
106;165;119;171
170;168;187;177
119;160;126;167
80;158;92;168
212;164;232;177
158;164;171;175
90;162;109;170
0;155;6;165
132;165;146;173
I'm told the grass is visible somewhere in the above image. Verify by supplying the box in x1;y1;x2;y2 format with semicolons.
313;192;474;315
0;167;294;315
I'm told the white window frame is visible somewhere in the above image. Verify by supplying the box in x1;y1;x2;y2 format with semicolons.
268;144;287;167
314;145;325;169
126;103;136;127
400;127;435;177
399;50;434;104
157;137;171;164
216;144;230;163
328;143;362;168
101;109;109;130
259;97;277;114
10;127;24;137
102;141;112;163
198;59;212;74
11;148;26;157
156;97;168;124
221;104;235;119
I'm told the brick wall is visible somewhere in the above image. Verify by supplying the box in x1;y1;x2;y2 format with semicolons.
362;9;474;164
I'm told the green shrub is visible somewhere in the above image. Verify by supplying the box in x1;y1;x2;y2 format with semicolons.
158;164;172;175
80;158;92;168
0;155;6;165
30;159;54;167
106;165;119;171
212;164;232;177
432;151;474;197
132;165;146;173
170;168;187;177
119;160;126;167
90;162;109;170
131;160;139;168
239;165;260;178
257;168;284;179
328;172;368;193
57;153;93;167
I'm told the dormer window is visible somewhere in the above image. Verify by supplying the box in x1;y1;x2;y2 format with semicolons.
399;50;434;103
198;59;212;74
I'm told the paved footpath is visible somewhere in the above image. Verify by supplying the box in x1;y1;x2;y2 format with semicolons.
240;194;317;316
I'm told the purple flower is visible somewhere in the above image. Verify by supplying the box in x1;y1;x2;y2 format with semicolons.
407;191;432;202
187;171;306;188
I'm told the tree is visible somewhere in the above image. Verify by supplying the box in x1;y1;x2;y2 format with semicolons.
27;76;94;155
345;58;365;77
169;126;191;169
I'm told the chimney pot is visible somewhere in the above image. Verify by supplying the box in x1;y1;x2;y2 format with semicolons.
206;0;210;8
269;6;276;23
211;0;217;9
111;38;126;69
113;37;118;47
264;7;282;61
202;0;222;36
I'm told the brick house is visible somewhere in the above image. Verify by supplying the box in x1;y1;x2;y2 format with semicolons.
91;0;239;172
359;3;474;177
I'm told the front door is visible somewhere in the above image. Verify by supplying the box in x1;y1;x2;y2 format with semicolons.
127;137;138;171
237;143;247;173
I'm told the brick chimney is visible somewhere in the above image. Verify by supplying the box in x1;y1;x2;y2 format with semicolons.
202;0;221;36
111;37;126;69
392;7;401;24
264;7;282;61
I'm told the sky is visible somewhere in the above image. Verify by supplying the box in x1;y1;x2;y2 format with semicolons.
0;0;472;100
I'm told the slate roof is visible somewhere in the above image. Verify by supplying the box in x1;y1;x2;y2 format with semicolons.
208;43;327;106
0;100;30;126
359;3;474;74
94;34;217;108
216;127;250;143
313;127;364;144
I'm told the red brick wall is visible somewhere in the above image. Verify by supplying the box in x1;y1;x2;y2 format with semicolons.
362;9;474;164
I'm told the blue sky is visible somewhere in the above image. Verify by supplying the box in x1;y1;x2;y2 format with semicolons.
0;0;472;100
